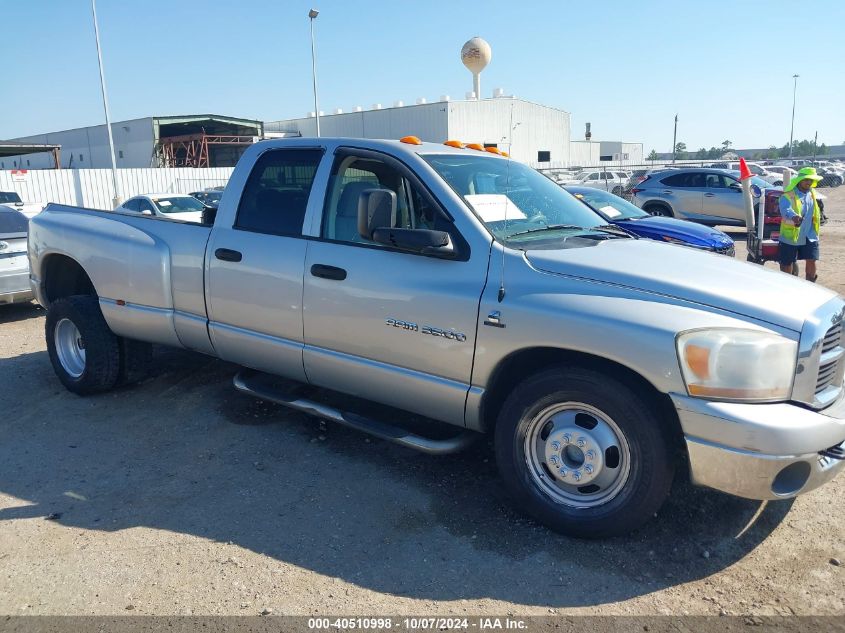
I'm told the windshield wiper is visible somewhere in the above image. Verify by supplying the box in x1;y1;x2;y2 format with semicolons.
505;224;587;238
592;224;637;238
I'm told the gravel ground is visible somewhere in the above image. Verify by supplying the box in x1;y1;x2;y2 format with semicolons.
1;188;844;618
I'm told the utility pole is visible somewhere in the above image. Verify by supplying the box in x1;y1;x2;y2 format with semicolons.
789;74;799;158
672;114;678;164
91;0;121;206
812;130;818;164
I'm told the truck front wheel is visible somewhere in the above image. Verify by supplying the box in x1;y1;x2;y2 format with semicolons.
46;295;120;395
495;366;674;538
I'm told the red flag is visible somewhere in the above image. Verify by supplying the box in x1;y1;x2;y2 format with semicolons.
738;158;752;181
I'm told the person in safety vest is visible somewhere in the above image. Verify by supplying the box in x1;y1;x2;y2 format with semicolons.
778;167;824;282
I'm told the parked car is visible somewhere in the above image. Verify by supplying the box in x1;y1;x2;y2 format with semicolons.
561;170;628;196
189;189;224;208
623;168;675;198
816;166;843;188
0;204;33;305
566;186;735;256
0;191;44;219
631;168;769;226
28;138;845;538
114;193;208;223
761;165;796;187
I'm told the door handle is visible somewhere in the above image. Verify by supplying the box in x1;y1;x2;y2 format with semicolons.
662;190;673;195
310;264;347;281
214;248;242;262
704;193;716;197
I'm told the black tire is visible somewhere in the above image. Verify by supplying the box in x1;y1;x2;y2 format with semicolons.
45;295;120;395
495;366;675;538
643;203;672;217
117;338;153;386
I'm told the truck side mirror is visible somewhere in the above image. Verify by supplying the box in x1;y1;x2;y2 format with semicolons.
357;189;397;240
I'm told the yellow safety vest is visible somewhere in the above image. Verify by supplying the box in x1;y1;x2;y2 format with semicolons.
779;189;821;244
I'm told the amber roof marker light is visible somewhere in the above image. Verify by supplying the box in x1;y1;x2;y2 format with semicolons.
400;136;423;145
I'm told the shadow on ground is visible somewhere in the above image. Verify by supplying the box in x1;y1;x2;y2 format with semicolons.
0;301;43;324
0;345;792;607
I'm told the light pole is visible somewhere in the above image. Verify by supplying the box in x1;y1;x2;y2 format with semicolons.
671;113;678;164
91;0;121;206
308;8;321;137
789;74;799;158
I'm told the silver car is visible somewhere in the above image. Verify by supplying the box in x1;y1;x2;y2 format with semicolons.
0;204;33;304
631;167;765;226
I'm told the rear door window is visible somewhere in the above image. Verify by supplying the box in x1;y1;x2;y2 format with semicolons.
123;199;141;212
235;149;323;236
0;192;23;204
704;174;732;188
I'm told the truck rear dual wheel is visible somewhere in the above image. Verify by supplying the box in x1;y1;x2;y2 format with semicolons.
495;366;675;538
46;295;152;395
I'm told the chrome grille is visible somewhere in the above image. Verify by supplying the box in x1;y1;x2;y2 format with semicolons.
815;323;844;397
822;323;842;353
794;300;845;409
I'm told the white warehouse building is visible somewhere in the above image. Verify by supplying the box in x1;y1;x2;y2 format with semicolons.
266;97;577;167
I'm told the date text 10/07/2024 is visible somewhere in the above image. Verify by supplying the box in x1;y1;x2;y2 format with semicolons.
307;617;528;630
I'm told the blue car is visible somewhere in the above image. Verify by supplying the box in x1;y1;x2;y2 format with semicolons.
565;186;736;256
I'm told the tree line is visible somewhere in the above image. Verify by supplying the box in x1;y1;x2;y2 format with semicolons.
646;139;830;162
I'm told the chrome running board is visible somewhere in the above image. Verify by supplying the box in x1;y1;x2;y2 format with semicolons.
233;369;479;455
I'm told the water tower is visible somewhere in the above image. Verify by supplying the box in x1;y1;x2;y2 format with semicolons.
461;37;491;100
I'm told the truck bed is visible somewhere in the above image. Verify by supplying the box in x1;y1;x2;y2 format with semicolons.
28;203;215;354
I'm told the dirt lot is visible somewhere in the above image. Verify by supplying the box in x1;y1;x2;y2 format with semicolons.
1;188;844;618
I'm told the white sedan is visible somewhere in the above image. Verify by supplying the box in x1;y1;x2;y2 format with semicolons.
114;193;207;223
560;170;628;196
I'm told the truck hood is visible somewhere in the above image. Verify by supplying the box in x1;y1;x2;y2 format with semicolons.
524;238;837;332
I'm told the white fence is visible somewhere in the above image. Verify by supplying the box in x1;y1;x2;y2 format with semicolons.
0;167;234;210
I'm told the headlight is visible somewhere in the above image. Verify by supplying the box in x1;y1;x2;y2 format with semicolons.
676;329;797;401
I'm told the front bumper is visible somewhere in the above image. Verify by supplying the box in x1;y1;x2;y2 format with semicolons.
673;393;845;500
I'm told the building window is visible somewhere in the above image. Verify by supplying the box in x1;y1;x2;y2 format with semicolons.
27;160;31;166
599;155;612;161
537;151;551;162
118;150;124;159
484;143;498;149
79;154;84;162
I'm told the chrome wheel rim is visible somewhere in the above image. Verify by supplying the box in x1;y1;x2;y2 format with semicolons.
523;402;631;508
55;318;86;378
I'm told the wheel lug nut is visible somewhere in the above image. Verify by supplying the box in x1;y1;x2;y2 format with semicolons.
577;438;586;448
559;469;568;478
586;450;595;461
572;471;581;481
584;465;594;474
550;455;560;466
551;441;561;451
562;434;571;444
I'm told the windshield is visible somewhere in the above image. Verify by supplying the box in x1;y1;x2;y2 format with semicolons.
424;154;608;242
152;196;205;213
0;192;23;204
568;188;648;220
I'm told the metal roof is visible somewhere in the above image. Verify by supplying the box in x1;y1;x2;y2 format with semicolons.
0;141;61;158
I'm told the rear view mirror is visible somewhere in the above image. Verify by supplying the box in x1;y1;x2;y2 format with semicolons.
729;182;742;191
141;209;154;215
357;189;397;240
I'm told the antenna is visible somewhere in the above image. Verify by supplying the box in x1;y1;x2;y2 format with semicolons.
498;100;516;303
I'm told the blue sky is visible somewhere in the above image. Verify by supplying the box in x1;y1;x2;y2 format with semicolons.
3;0;844;151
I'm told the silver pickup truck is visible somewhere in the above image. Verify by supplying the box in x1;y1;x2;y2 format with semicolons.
28;138;845;538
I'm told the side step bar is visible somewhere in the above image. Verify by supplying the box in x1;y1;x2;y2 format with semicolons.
233;369;480;455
